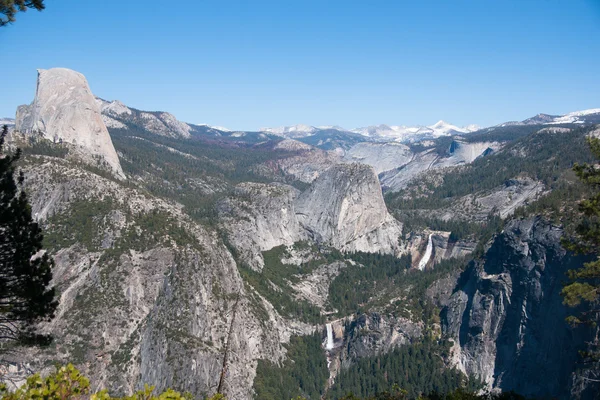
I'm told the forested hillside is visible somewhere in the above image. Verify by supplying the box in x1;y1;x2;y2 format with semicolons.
6;95;600;399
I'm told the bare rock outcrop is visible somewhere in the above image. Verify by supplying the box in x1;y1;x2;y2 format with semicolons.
219;164;403;269
13;155;305;400
373;140;500;192
15;68;125;179
442;217;597;399
295;163;402;254
96;98;192;138
218;182;306;270
272;139;341;183
431;178;545;222
344;142;413;175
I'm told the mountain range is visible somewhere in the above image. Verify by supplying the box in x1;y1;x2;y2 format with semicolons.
5;96;600;146
1;68;599;400
256;109;600;143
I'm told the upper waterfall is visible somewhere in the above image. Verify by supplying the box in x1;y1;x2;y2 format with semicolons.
418;234;433;271
325;323;334;350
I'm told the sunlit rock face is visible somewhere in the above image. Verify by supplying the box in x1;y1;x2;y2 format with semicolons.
218;163;403;270
16;68;125;179
295;163;402;254
218;182;307;270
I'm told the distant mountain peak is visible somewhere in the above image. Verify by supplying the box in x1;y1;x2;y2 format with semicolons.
195;123;232;132
351;120;480;141
260;124;318;138
508;108;600;127
429;120;450;129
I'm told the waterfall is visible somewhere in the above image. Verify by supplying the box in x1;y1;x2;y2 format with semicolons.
325;323;334;350
418;234;433;271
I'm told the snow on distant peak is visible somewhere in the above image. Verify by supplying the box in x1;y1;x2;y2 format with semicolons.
566;108;600;117
427;120;475;136
464;124;482;132
317;125;346;131
260;124;318;138
351;120;480;141
212;126;232;132
195;123;231;132
429;120;452;130
549;108;600;124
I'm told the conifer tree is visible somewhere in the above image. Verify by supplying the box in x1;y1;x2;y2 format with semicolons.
562;136;600;313
562;135;600;372
0;0;44;26
0;125;57;349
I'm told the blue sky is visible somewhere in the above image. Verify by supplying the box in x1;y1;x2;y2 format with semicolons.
1;0;599;130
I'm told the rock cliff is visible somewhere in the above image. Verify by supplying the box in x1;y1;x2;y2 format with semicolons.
15;68;125;179
271;139;341;183
219;163;403;269
344;142;413;175
218;182;306;270
442;217;596;398
296;163;402;254
12;155;314;400
371;140;501;192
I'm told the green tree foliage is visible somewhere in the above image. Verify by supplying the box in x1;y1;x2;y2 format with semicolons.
0;363;522;400
253;333;329;400
329;252;468;322
561;136;600;366
327;340;482;400
0;0;44;26
237;244;326;324
279;388;526;400
0;364;206;400
328;253;411;316
0;126;57;348
107;124;299;226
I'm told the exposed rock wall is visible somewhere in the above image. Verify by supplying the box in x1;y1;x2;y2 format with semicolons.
442;217;596;399
13;156;309;400
431;178;545;223
271;139;341;183
219;163;403;269
218;182;306;270
15;68;125;179
296;163;402;254
345;140;500;192
340;313;422;365
344;142;413;174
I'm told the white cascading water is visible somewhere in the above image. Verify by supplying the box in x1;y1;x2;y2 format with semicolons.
325;323;334;350
417;234;433;271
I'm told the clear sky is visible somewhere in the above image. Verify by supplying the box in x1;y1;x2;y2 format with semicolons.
1;0;599;131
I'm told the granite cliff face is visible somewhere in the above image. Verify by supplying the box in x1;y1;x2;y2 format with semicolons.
14;155;310;400
15;68;125;179
295;163;402;253
218;182;307;270
220;163;403;269
442;218;596;399
343;142;414;175
429;178;546;223
344;140;500;192
271;139;341;183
